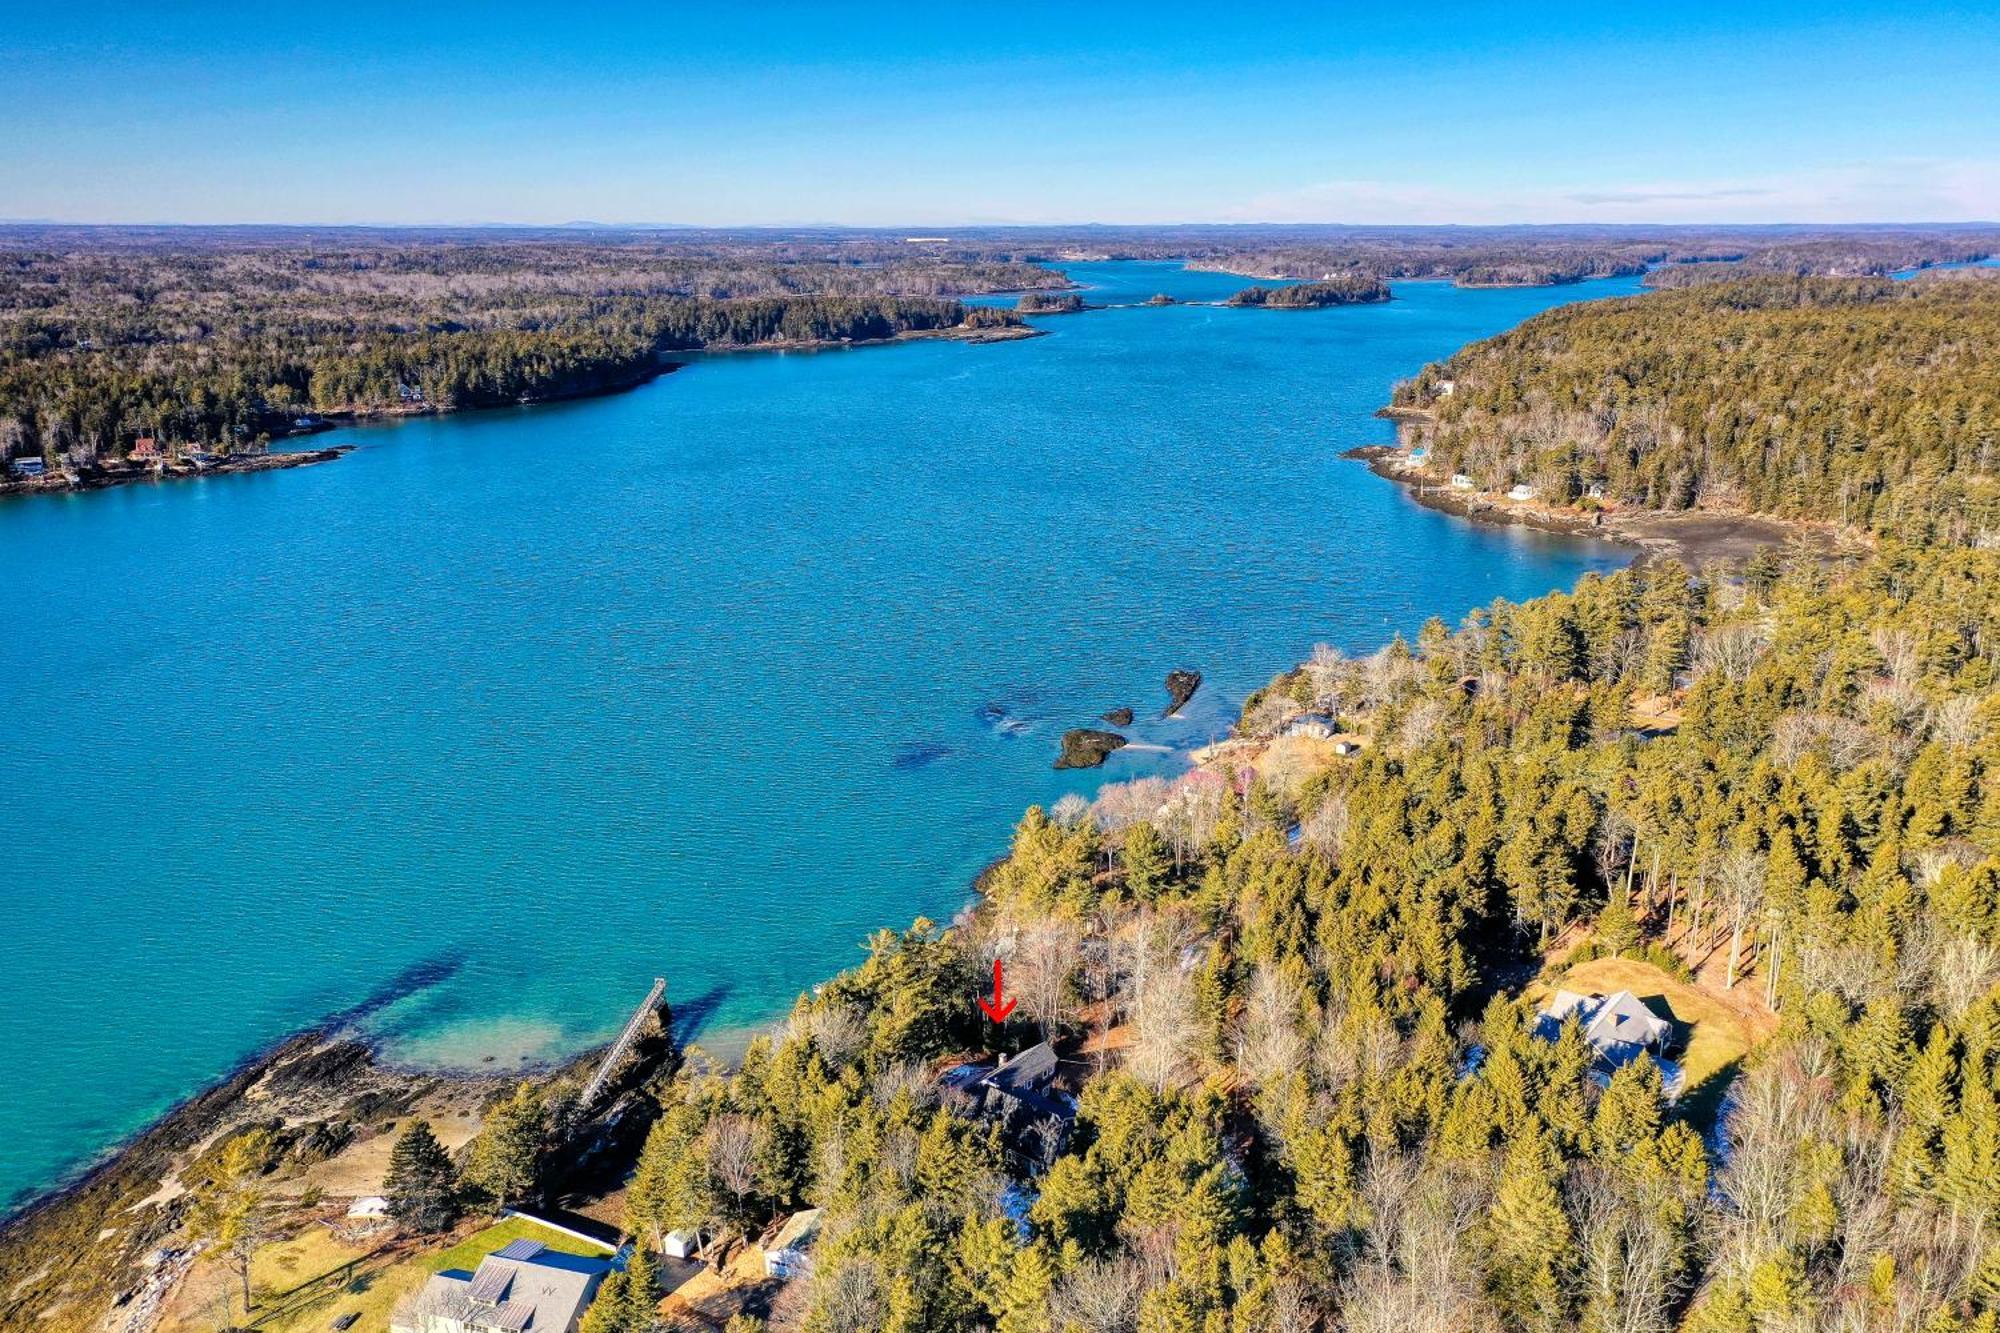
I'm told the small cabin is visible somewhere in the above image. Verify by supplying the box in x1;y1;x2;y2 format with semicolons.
345;1195;390;1220
662;1230;698;1260
1332;739;1361;757
763;1208;823;1279
1282;712;1337;740
1450;473;1475;490
9;456;46;478
1435;379;1456;397
1507;483;1536;502
1585;480;1608;500
130;436;161;460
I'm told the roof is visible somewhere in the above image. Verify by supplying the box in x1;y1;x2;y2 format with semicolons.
769;1208;823;1254
1537;990;1671;1069
414;1243;609;1332
982;1042;1058;1099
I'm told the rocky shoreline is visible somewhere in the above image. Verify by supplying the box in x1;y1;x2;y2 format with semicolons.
0;1003;675;1331
1342;445;1835;568
0;445;356;500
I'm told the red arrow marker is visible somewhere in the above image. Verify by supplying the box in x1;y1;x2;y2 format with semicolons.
978;958;1017;1023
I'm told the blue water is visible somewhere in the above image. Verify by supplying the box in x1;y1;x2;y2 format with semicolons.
0;262;1640;1209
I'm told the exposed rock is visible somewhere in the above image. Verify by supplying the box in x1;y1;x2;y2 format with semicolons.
1055;729;1128;770
1164;670;1202;717
1100;707;1134;727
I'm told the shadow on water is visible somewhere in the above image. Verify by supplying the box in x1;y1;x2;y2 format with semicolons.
668;984;733;1046
324;953;468;1031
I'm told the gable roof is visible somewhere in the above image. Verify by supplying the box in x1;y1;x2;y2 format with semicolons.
1537;989;1671;1070
413;1244;610;1332
982;1042;1058;1099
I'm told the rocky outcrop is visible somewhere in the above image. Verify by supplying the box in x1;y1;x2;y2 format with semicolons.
1100;707;1134;727
1056;729;1128;769
1164;670;1202;717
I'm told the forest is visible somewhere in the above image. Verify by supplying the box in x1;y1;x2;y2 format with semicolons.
1393;272;2000;546
1226;278;1390;308
347;266;2000;1333
0;236;1042;465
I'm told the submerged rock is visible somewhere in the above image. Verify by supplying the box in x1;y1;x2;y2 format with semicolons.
1164;670;1202;717
1101;706;1134;727
1055;728;1128;769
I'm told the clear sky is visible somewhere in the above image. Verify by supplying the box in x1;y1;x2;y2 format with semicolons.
4;1;1996;227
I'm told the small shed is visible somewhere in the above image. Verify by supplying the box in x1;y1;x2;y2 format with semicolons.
662;1229;697;1260
1507;483;1536;502
764;1208;823;1279
1450;473;1475;490
345;1195;390;1220
8;457;45;478
1331;739;1360;757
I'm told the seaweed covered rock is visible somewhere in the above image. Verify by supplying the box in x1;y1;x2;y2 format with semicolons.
1164;670;1202;716
1055;728;1127;769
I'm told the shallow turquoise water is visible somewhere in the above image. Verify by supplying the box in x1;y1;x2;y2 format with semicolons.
0;262;1640;1209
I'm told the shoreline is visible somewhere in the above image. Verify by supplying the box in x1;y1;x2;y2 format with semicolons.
0;278;1819;1324
0;322;1040;504
1341;445;1838;568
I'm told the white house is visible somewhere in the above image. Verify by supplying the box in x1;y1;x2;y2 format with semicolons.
8;456;45;479
392;1239;609;1333
763;1208;824;1279
1450;474;1475;490
1507;483;1536;502
1536;989;1684;1099
1281;712;1337;740
345;1195;390;1221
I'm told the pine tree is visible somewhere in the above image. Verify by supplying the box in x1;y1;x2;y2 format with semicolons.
383;1119;460;1234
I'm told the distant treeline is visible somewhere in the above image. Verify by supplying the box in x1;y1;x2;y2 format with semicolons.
1394;271;2000;544
1227;277;1391;307
0;239;1034;463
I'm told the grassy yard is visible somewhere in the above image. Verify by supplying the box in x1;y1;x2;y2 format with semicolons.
1528;956;1764;1129
164;1214;608;1333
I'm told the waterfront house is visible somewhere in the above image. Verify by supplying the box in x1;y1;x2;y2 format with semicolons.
1585;480;1609;500
392;1239;609;1333
1403;445;1429;469
1450;473;1475;490
1507;483;1536;502
9;456;46;478
1281;712;1338;740
130;436;161;461
762;1208;824;1279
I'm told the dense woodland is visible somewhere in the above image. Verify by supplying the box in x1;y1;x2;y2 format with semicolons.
387;261;2000;1333
1395;272;2000;545
0;237;1045;464
6;225;1995;471
1227;278;1390;308
496;533;2000;1333
10;227;2000;1332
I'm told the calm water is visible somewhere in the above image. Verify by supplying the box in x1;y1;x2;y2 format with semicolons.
0;263;1639;1208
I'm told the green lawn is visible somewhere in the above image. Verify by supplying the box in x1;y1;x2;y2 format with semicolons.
1529;956;1763;1130
227;1215;608;1333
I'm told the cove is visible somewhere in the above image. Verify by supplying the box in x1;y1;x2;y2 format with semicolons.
0;262;1641;1210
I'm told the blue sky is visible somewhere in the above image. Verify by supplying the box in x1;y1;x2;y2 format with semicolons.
4;1;1996;226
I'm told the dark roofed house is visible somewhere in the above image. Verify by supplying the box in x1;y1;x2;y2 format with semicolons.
974;1042;1075;1157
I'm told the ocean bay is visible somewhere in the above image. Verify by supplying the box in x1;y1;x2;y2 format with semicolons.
0;262;1639;1208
